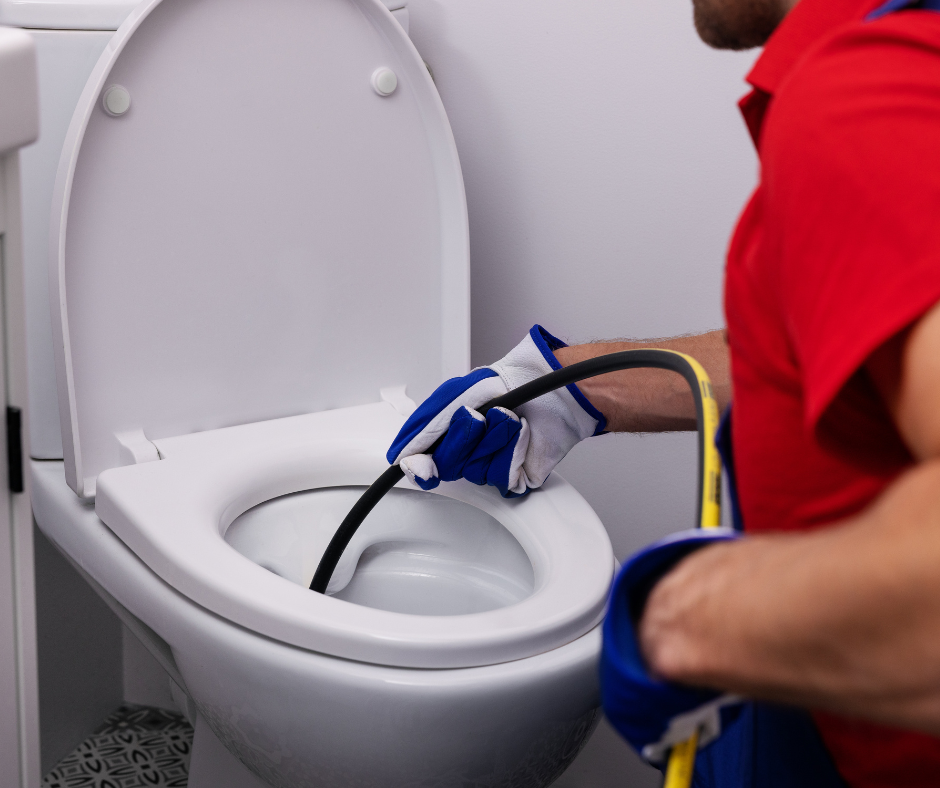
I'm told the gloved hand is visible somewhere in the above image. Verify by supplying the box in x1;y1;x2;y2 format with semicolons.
387;325;606;497
601;528;744;765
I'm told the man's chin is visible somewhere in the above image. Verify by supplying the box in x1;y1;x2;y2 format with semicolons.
692;0;785;50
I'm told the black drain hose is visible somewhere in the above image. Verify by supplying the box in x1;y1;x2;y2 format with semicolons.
310;349;722;594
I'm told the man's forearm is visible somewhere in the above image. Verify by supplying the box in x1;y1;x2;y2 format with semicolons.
554;330;731;432
640;458;940;734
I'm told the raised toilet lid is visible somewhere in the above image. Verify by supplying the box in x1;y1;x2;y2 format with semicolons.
50;0;470;498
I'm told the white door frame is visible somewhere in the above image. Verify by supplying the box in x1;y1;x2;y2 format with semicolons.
0;26;42;788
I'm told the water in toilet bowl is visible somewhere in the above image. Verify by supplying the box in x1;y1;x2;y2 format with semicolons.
225;488;535;616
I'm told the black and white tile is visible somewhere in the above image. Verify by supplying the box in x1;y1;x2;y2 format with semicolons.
43;704;193;788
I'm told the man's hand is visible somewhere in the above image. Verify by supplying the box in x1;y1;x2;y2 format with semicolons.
638;301;940;735
387;325;606;497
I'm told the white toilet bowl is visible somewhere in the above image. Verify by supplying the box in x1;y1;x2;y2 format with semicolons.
33;0;618;783
32;405;614;787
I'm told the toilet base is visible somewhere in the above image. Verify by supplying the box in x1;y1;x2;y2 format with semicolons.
189;715;272;788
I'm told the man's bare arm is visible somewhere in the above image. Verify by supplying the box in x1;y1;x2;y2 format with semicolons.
639;301;940;734
554;330;731;432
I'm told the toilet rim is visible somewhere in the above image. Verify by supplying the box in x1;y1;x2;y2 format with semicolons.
94;402;616;669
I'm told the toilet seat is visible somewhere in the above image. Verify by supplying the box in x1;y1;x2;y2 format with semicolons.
95;401;614;669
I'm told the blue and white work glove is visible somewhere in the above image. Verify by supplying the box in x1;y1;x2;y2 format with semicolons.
387;325;606;497
601;528;744;766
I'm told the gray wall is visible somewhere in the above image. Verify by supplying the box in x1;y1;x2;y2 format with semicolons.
408;0;759;559
34;524;122;775
34;521;175;777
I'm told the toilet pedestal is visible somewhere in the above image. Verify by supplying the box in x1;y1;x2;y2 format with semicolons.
189;715;272;788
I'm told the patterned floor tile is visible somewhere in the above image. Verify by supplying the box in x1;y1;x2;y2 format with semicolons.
43;704;193;788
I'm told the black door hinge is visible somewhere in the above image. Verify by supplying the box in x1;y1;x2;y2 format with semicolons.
6;407;22;493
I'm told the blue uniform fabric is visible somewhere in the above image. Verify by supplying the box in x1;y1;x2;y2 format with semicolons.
692;704;848;788
714;408;744;533
601;529;743;760
866;0;940;20
600;501;851;786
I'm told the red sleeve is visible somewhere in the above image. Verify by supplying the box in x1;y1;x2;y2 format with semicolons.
760;11;940;438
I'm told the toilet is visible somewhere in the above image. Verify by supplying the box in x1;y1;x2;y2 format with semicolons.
29;0;617;785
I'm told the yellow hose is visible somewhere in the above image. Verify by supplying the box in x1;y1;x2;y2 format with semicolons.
659;351;722;787
664;729;699;788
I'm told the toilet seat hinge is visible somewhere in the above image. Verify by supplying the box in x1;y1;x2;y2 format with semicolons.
380;385;417;417
115;429;162;466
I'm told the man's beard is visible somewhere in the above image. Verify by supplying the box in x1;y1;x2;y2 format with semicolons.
692;0;787;49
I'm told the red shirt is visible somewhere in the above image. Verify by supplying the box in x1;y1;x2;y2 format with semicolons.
726;0;940;782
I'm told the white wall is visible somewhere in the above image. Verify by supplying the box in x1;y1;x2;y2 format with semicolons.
33;525;122;776
408;0;759;558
